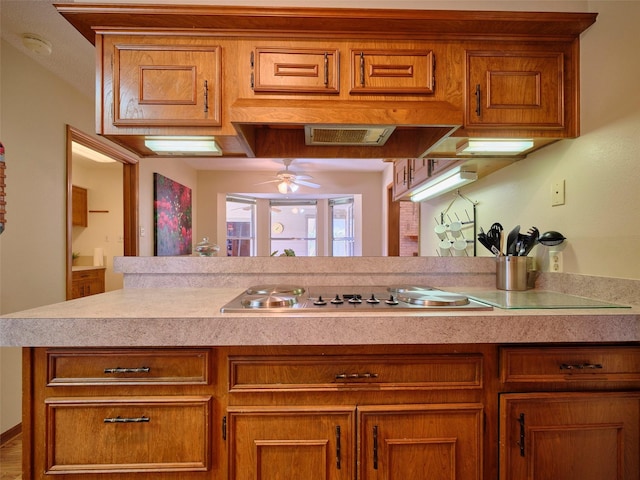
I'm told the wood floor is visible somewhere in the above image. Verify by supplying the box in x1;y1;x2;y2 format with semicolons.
0;433;22;480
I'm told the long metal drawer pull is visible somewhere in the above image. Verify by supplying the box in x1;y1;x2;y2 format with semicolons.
359;52;365;86
103;416;150;424
324;52;329;87
203;80;209;113
103;367;151;374
373;425;379;469
336;426;341;469
559;363;604;370
475;84;481;116
518;413;525;457
335;372;379;380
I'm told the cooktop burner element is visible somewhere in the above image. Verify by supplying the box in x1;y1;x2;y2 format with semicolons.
239;284;305;309
396;291;471;307
241;294;300;309
245;285;305;296
220;285;493;313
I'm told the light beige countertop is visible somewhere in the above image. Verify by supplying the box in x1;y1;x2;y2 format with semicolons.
72;266;106;271
2;287;638;347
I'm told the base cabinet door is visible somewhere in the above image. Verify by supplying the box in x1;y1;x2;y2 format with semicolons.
227;406;355;480
500;392;640;480
358;404;484;480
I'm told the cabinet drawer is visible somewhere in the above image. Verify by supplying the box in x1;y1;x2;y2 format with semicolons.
500;346;640;383
253;47;340;93
229;354;482;392
350;49;435;94
47;348;211;386
45;396;212;474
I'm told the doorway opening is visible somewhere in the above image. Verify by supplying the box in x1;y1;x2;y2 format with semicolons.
65;126;139;300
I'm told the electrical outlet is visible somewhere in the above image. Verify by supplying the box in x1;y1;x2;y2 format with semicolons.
140;226;146;237
549;251;563;272
552;180;565;206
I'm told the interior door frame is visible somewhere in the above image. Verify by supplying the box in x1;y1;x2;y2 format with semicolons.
387;184;400;256
66;125;139;300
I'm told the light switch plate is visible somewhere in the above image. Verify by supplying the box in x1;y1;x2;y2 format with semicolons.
552;180;565;206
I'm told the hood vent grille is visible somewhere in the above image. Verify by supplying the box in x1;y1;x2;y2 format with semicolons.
305;125;395;146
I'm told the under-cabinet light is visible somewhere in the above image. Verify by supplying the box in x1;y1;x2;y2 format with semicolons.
144;136;222;155
410;168;477;202
457;139;534;155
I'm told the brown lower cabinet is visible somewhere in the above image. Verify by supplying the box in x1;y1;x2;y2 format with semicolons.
71;268;105;299
22;344;640;480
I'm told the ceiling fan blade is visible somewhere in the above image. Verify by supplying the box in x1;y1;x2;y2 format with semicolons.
294;179;321;188
254;179;280;185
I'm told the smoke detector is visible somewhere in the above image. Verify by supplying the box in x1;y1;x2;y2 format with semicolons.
22;33;52;56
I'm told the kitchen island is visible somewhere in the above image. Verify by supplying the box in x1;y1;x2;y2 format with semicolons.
2;257;639;480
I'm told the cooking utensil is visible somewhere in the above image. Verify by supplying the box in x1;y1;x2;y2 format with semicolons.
505;224;520;256
520;227;539;256
539;230;566;246
487;223;503;255
477;228;492;253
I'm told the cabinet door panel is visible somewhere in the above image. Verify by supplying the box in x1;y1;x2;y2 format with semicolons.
359;404;483;480
500;392;640;480
113;43;221;126
227;406;355;480
467;51;564;128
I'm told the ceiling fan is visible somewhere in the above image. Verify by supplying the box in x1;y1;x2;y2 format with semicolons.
257;159;321;194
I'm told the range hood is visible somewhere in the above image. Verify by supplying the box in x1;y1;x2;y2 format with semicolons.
229;98;463;159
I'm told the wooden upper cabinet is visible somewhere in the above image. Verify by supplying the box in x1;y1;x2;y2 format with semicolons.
106;37;222;127
350;49;435;94
466;51;565;129
252;47;339;94
71;185;87;227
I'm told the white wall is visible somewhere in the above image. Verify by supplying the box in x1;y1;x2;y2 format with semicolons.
197;170;385;256
0;40;96;432
420;1;640;280
138;158;199;257
72;160;124;291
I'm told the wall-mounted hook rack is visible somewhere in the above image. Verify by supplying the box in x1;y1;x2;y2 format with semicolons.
434;190;478;256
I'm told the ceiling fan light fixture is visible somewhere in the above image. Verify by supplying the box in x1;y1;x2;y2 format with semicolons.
277;180;298;194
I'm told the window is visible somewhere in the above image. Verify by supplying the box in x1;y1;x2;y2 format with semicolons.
270;200;317;256
226;196;255;256
330;197;355;256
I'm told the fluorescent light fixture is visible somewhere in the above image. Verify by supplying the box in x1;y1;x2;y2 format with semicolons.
410;168;477;202
144;136;222;155
72;142;117;163
278;181;299;194
457;139;534;155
